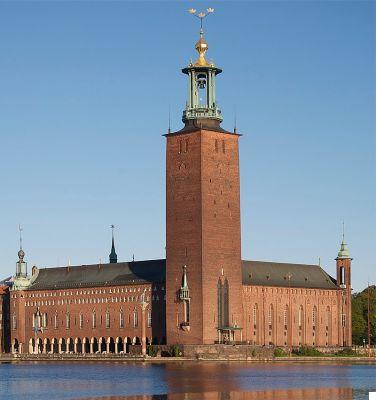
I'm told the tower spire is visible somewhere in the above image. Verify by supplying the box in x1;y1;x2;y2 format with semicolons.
182;8;222;125
109;224;118;264
337;222;351;259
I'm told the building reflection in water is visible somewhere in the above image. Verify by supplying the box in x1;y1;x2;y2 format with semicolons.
78;387;354;400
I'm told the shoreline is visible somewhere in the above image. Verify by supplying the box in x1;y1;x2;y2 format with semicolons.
0;354;375;363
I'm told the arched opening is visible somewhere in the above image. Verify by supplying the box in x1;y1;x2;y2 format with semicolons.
116;337;124;353
124;337;132;353
91;337;98;354
44;338;51;354
107;337;115;353
67;338;74;353
59;338;66;353
75;338;82;353
82;337;90;354
51;338;59;353
12;339;19;354
99;337;106;353
36;338;43;354
132;336;140;345
29;338;35;354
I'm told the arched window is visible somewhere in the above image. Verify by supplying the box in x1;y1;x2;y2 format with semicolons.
79;313;84;329
223;279;229;327
298;306;304;329
105;310;110;329
119;311;124;328
284;305;288;329
133;310;138;327
253;304;258;329
66;313;70;329
312;306;317;330
147;309;152;328
92;311;96;329
12;314;17;330
268;305;273;329
217;279;223;328
54;313;58;329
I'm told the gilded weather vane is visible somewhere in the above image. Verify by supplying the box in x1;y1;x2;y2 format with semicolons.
188;7;215;31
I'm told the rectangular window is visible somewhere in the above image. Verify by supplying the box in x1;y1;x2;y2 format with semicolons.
147;309;152;327
92;313;96;329
106;312;110;329
12;314;17;330
66;313;70;329
133;311;138;327
215;139;218;152
222;140;225;153
54;314;58;329
79;314;84;329
120;312;124;328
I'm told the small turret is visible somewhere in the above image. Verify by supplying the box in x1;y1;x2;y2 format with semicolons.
12;226;31;291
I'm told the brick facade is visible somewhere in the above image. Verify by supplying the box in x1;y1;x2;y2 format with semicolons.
166;128;243;345
9;283;166;354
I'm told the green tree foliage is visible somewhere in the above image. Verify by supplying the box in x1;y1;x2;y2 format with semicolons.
352;285;376;345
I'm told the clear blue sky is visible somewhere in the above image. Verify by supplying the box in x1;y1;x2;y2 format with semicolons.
0;1;374;292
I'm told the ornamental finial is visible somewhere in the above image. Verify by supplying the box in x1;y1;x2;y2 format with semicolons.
188;8;215;67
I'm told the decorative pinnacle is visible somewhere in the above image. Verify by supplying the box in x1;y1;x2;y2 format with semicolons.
18;224;23;251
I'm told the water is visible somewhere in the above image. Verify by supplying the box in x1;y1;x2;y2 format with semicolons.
0;361;375;400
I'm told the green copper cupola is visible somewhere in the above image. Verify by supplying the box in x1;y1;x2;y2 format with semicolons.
182;25;222;124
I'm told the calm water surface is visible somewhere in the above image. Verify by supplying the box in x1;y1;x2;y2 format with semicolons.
0;361;375;400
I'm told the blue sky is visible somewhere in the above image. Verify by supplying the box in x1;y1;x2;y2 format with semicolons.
0;1;374;292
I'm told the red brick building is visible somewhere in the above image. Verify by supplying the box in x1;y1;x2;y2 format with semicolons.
3;22;352;354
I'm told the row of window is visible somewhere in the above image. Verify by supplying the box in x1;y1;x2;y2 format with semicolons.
250;304;345;329
24;294;164;307
12;286;164;299
13;310;152;331
245;286;337;296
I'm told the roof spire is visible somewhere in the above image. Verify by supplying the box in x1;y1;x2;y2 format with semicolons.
188;8;215;67
337;221;351;259
18;224;25;262
109;224;118;264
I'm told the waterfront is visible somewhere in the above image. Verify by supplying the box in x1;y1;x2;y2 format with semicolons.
0;362;375;400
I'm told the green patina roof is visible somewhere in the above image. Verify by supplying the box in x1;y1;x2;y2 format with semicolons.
337;240;351;259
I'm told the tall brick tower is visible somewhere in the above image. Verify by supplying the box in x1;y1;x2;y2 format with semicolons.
336;227;352;346
165;13;243;345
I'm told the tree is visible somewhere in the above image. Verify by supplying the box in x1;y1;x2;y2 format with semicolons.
352;285;376;345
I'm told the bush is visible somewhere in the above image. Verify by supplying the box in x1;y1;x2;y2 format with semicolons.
292;346;323;357
335;348;361;357
147;345;158;357
274;348;288;357
170;345;181;357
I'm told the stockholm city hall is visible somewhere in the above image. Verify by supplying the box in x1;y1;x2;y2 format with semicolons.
0;12;352;355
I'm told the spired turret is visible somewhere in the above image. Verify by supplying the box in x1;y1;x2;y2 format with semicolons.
182;28;222;124
12;246;31;291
